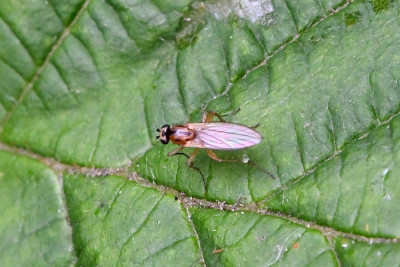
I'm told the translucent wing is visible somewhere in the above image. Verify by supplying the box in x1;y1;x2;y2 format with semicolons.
189;122;262;150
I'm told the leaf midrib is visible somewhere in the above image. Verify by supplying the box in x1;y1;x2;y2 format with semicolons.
0;140;398;244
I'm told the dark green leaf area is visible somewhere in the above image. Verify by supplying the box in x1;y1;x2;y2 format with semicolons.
285;0;325;32
102;0;192;48
0;0;85;120
191;208;337;266
0;151;75;266
370;0;395;12
63;174;201;266
0;0;85;68
267;115;400;238
344;11;362;26
247;0;297;54
176;17;231;114
227;19;265;81
335;237;400;266
0;60;25;121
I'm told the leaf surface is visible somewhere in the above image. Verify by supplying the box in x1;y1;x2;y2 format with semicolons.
0;151;75;266
1;0;399;265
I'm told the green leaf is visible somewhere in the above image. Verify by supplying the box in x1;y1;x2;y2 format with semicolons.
0;151;75;266
266;116;400;238
63;174;201;266
190;208;337;266
1;0;400;265
335;237;400;266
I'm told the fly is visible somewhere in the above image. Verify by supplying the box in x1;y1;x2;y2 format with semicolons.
156;111;275;189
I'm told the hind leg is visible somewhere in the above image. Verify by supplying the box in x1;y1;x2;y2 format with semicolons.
202;111;225;123
205;149;275;179
202;108;241;123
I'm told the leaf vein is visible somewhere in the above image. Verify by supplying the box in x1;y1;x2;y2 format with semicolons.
140;236;193;264
50;62;79;104
0;0;91;128
184;207;206;266
116;195;163;265
102;181;129;222
331;155;344;226
0;54;26;81
290;108;306;173
0;15;36;65
227;217;265;249
89;108;107;164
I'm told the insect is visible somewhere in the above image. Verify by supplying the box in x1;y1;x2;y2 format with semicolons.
156;111;274;188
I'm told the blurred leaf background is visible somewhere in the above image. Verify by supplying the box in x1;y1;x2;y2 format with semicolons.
1;0;400;265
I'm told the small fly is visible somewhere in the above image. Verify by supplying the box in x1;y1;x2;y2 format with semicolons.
156;111;275;189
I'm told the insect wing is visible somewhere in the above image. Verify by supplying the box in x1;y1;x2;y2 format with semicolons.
193;123;262;150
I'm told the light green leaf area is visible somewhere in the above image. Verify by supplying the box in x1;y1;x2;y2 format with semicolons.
191;208;337;266
63;174;201;266
335;237;400;266
191;207;400;266
0;151;75;266
1;0;400;265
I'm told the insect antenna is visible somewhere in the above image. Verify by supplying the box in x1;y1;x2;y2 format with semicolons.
153;118;161;133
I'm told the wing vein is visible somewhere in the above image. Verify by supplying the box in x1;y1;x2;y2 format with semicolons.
194;123;262;150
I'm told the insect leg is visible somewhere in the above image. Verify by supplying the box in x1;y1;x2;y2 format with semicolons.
169;148;206;189
224;108;240;117
186;149;207;190
186;148;200;165
205;149;240;163
205;149;275;179
202;111;226;123
202;108;241;123
168;146;185;157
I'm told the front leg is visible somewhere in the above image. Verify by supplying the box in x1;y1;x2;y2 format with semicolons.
186;149;207;190
168;146;186;157
169;147;207;190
